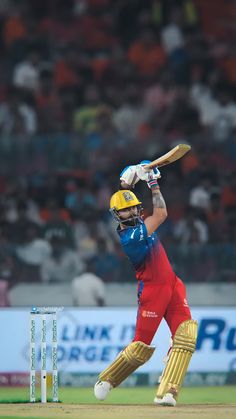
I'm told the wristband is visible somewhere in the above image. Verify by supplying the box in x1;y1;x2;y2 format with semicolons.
147;179;159;189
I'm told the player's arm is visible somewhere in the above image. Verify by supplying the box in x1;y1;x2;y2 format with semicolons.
119;162;167;234
136;163;167;234
144;183;167;235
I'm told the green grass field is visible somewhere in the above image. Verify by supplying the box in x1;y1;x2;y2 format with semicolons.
0;386;235;419
0;385;236;404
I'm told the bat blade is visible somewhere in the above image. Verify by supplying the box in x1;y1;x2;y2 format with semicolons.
145;144;191;170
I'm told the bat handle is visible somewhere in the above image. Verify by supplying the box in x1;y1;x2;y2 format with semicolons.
143;164;154;172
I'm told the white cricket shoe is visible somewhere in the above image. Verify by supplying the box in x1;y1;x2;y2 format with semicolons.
154;393;177;407
94;380;112;401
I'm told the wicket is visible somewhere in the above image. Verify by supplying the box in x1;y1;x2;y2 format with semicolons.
30;307;62;403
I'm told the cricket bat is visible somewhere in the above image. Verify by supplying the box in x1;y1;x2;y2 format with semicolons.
144;144;191;171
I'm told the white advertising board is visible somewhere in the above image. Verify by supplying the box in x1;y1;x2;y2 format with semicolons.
0;308;235;373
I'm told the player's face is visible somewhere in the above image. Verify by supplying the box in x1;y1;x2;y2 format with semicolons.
118;205;138;220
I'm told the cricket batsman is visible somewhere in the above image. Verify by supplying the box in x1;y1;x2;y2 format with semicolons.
94;162;198;406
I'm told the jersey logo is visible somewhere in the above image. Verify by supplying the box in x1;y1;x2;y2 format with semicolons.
139;226;144;241
142;310;158;318
130;230;136;239
130;226;144;240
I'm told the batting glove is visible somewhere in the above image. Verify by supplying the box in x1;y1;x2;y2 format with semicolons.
136;160;161;180
136;160;161;189
120;165;139;188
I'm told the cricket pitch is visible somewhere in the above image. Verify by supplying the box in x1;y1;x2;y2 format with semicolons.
0;403;236;419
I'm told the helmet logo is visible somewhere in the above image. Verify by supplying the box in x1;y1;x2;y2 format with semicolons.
123;191;133;202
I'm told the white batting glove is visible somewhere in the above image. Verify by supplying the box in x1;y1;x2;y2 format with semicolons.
136;160;161;183
120;165;139;188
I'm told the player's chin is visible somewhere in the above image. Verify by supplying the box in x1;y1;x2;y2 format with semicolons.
121;218;138;227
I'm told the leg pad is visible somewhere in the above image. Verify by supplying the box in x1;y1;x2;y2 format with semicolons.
156;319;198;400
99;341;155;387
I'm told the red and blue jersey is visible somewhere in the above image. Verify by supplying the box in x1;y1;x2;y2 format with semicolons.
118;220;175;284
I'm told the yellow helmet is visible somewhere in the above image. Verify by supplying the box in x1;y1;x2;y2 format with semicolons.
110;190;142;226
110;190;141;211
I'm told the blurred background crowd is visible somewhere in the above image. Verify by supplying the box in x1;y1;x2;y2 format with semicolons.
0;0;236;301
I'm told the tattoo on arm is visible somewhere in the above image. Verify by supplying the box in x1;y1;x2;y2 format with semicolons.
152;189;166;209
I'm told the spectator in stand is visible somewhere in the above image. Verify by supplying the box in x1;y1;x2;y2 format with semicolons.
41;232;85;283
0;86;37;136
71;271;106;306
189;175;213;211
0;218;15;287
211;84;236;143
173;206;208;244
161;7;185;55
86;106;125;172
0;180;20;223
161;85;200;136
15;224;51;283
36;67;62;133
53;44;83;90
3;4;34;76
65;182;97;215
73;210;113;261
64;180;82;214
144;70;179;113
127;27;166;77
113;83;152;141
2;3;27;49
161;5;190;81
159;172;187;224
10;201;40;245
215;219;236;282
12;44;42;92
16;188;42;225
38;0;81;47
41;199;74;248
221;171;236;209
220;50;236;85
191;80;236;137
90;237;120;282
0;279;10;306
78;1;117;51
58;86;77;133
91;46;131;85
3;183;41;225
72;212;92;249
73;84;104;134
114;0;150;47
96;178;112;213
75;226;98;261
174;231;218;283
180;143;201;179
81;106;113;161
206;192;226;242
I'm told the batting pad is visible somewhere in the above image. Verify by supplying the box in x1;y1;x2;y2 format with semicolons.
156;319;198;400
99;341;155;387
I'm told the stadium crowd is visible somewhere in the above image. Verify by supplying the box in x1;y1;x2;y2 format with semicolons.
0;0;235;292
